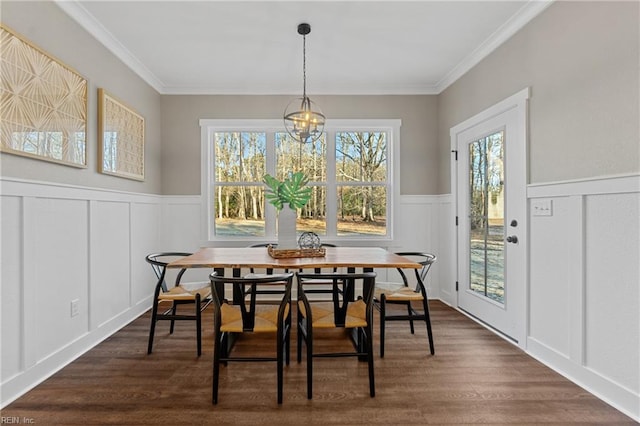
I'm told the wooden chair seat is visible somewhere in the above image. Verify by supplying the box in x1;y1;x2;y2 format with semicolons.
297;301;367;328
375;284;424;302
158;285;211;302
220;303;290;333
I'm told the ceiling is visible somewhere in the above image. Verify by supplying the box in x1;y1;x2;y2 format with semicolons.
55;1;552;95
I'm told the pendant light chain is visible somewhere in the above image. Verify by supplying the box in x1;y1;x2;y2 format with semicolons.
302;33;307;100
301;33;307;168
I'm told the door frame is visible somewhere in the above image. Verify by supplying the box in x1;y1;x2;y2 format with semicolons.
450;87;530;349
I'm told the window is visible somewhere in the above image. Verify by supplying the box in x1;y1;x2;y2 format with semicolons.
200;119;400;243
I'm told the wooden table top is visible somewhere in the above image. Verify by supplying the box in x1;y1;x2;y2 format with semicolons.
167;246;420;270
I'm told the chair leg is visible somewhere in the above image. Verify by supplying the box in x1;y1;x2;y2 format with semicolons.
277;329;284;404
220;332;229;364
196;294;202;357
379;297;386;358
407;302;415;334
285;308;291;366
366;325;375;397
169;302;177;334
422;298;435;355
306;325;313;399
212;330;221;404
297;317;303;363
147;300;159;355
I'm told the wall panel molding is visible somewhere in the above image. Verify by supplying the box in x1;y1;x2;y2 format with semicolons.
0;177;162;407
2;176;637;422
528;173;640;198
527;174;639;421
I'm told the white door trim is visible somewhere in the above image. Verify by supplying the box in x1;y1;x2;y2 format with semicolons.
450;87;530;349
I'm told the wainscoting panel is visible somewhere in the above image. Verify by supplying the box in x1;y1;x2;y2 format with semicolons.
528;195;572;357
130;202;162;306
435;195;455;306
1;195;23;383
89;200;132;329
394;195;451;299
584;192;639;393
161;196;211;285
527;174;640;420
0;178;163;407
31;197;90;362
161;197;205;252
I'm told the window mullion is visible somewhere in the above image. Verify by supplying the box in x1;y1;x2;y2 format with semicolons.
325;129;337;237
265;131;276;238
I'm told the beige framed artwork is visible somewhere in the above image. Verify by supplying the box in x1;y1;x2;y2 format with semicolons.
97;88;145;181
0;24;88;167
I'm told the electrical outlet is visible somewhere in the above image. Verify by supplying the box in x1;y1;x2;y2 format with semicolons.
70;299;80;317
532;199;553;216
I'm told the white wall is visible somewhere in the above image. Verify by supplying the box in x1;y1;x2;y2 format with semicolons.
0;180;447;407
0;178;163;406
2;176;638;422
526;174;639;420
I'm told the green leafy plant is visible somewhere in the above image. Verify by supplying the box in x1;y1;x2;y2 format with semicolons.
263;171;312;211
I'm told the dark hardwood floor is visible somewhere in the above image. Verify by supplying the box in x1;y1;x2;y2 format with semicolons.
3;301;634;425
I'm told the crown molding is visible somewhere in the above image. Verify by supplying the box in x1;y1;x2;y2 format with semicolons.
435;0;554;94
57;0;554;95
54;0;165;93
160;84;440;96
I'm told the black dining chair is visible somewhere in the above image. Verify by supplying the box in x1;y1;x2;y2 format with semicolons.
244;243;290;302
295;243;341;302
296;271;377;399
210;272;294;404
145;252;212;356
374;252;436;357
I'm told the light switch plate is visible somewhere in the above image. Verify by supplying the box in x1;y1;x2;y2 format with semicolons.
532;199;552;216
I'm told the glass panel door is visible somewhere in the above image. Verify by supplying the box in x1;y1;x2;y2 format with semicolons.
452;88;529;345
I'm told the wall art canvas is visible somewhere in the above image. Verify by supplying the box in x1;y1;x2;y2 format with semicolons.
0;25;87;167
98;88;145;181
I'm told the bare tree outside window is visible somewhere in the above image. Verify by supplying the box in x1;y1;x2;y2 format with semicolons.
214;132;266;236
336;132;387;235
208;123;391;239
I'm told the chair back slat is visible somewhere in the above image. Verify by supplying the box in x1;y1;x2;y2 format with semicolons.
145;252;192;292
393;252;436;293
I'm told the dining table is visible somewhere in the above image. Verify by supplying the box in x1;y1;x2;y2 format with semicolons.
168;246;421;302
167;246;420;271
168;246;421;358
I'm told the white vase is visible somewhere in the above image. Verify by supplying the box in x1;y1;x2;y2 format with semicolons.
277;206;298;249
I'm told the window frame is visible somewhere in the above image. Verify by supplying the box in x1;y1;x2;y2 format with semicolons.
200;118;401;244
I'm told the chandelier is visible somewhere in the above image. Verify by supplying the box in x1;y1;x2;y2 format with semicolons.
283;23;325;144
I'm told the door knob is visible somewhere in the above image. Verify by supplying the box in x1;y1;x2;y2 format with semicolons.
506;235;518;244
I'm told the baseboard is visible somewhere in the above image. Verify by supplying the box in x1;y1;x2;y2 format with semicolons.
0;299;151;408
527;337;639;422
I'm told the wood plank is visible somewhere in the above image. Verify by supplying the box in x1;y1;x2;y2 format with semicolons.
3;302;634;424
168;247;421;270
